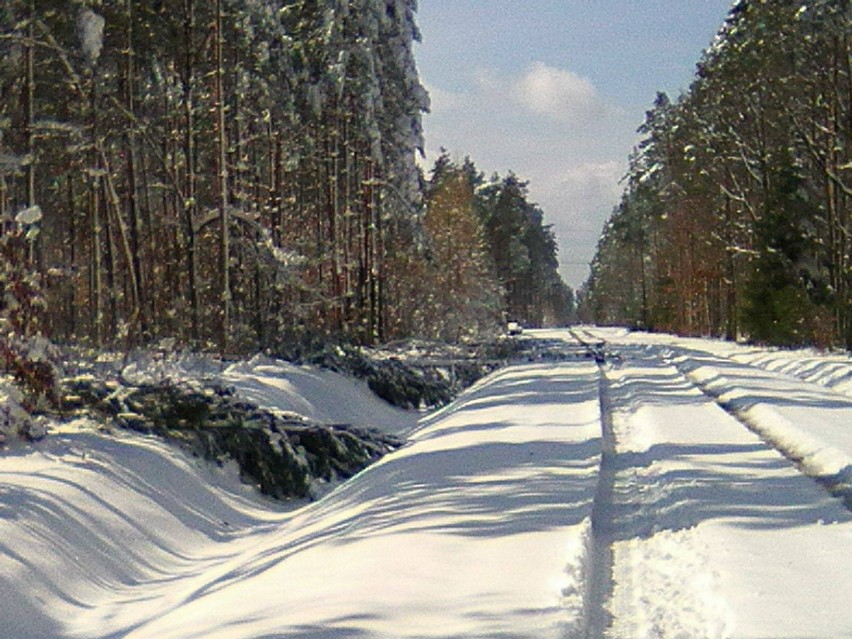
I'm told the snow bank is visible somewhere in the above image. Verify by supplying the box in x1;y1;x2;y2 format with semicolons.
729;348;852;398
222;355;419;433
120;351;420;434
1;360;605;638
0;423;290;639
4;332;851;637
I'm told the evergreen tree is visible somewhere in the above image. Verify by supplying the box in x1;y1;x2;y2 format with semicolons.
584;0;850;348
742;153;829;345
0;0;430;351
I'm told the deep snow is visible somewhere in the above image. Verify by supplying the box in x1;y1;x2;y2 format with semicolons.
601;339;851;638
1;330;851;638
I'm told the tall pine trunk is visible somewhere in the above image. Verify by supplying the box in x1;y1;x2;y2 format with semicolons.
182;0;200;344
215;0;231;350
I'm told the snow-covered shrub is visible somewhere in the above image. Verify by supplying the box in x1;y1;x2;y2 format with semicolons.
295;338;525;410
0;376;47;445
0;335;60;414
364;357;453;409
0;203;59;427
1;207;47;338
62;376;402;500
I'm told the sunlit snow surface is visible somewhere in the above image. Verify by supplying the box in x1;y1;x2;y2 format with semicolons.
2;332;852;638
600;336;851;638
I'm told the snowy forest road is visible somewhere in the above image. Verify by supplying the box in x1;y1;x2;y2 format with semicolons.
2;329;852;638
105;330;852;638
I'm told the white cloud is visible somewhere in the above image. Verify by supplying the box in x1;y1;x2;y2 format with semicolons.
425;62;617;134
513;62;607;125
532;161;626;287
550;161;625;221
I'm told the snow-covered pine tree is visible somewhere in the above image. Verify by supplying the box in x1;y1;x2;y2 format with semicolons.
582;0;848;347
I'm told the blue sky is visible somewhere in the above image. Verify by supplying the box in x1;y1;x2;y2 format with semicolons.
413;1;734;290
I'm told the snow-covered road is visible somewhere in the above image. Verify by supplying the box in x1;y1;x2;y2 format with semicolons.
592;333;852;638
1;329;851;638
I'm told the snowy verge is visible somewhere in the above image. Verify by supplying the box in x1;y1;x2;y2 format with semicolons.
727;348;852;398
0;422;292;639
118;360;605;639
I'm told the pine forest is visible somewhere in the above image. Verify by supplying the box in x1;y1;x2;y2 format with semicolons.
0;0;573;360
581;0;852;350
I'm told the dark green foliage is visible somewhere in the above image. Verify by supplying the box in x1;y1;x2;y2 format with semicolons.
299;338;516;409
195;425;310;499
365;358;453;409
742;156;828;345
61;377;402;500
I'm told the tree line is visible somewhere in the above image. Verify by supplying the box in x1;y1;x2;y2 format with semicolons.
581;0;852;350
421;153;574;341
0;0;573;360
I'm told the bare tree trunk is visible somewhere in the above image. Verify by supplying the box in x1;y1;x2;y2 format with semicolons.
375;176;384;343
99;148;140;336
101;177;118;341
182;0;200;344
326;112;343;334
21;0;38;313
24;1;35;214
124;0;148;342
67;178;77;338
91;169;103;346
361;160;373;342
215;0;231;350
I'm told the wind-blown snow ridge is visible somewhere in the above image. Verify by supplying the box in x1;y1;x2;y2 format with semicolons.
677;354;852;503
121;351;420;434
0;423;291;639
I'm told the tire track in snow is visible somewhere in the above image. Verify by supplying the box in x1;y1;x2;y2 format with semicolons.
577;327;852;510
580;364;617;638
573;329;738;638
586;336;738;638
562;328;852;637
568;329;616;638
